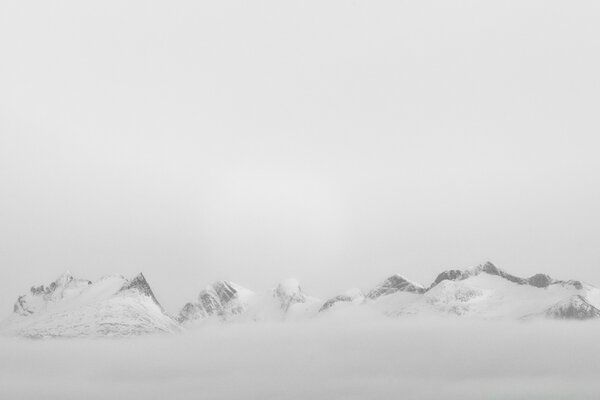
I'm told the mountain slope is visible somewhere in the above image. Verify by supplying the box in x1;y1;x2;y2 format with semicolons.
1;272;180;338
538;295;600;320
373;262;600;320
366;274;425;299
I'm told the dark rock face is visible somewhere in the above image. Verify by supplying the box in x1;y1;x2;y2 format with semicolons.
320;295;353;312
27;273;88;299
119;273;161;306
366;275;425;300
527;274;554;288
431;270;463;287
478;262;526;285
178;281;248;322
543;295;600;320
212;281;238;306
319;290;363;312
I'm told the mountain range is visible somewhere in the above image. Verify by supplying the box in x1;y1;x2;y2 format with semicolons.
2;262;599;338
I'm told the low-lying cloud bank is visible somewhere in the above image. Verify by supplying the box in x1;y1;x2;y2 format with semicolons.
1;318;600;400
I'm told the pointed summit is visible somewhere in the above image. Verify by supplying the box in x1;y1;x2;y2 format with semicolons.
366;274;425;300
540;295;600;320
119;273;161;306
430;262;546;288
6;273;179;338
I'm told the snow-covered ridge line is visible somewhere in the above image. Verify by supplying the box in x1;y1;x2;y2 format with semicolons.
3;261;600;338
429;261;587;290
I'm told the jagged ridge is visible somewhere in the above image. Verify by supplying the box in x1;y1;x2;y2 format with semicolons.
430;262;584;290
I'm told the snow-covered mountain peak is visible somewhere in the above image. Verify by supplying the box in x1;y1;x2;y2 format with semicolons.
430;262;581;290
533;295;600;320
119;273;161;306
466;262;526;284
178;280;255;323
14;271;92;316
4;273;179;338
273;278;307;311
366;274;425;300
275;278;302;296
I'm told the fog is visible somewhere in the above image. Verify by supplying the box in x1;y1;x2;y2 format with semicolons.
2;1;600;314
2;319;600;399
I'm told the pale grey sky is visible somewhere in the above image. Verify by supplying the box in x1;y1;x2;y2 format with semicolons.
1;1;599;313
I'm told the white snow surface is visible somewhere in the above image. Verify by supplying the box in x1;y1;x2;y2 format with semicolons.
3;263;600;338
1;273;179;338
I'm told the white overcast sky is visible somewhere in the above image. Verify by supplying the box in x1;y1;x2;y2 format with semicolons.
1;1;599;313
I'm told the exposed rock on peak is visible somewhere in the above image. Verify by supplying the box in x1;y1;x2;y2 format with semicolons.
5;272;179;338
540;295;600;320
13;272;92;316
366;274;425;300
469;262;526;284
119;273;160;306
179;281;254;323
429;262;579;290
527;274;554;288
431;269;463;287
562;280;585;290
319;289;364;312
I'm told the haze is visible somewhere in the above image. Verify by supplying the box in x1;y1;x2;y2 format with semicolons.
2;319;600;399
1;1;599;315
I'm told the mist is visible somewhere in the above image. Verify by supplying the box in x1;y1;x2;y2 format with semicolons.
2;1;600;397
2;0;600;315
2;318;600;400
